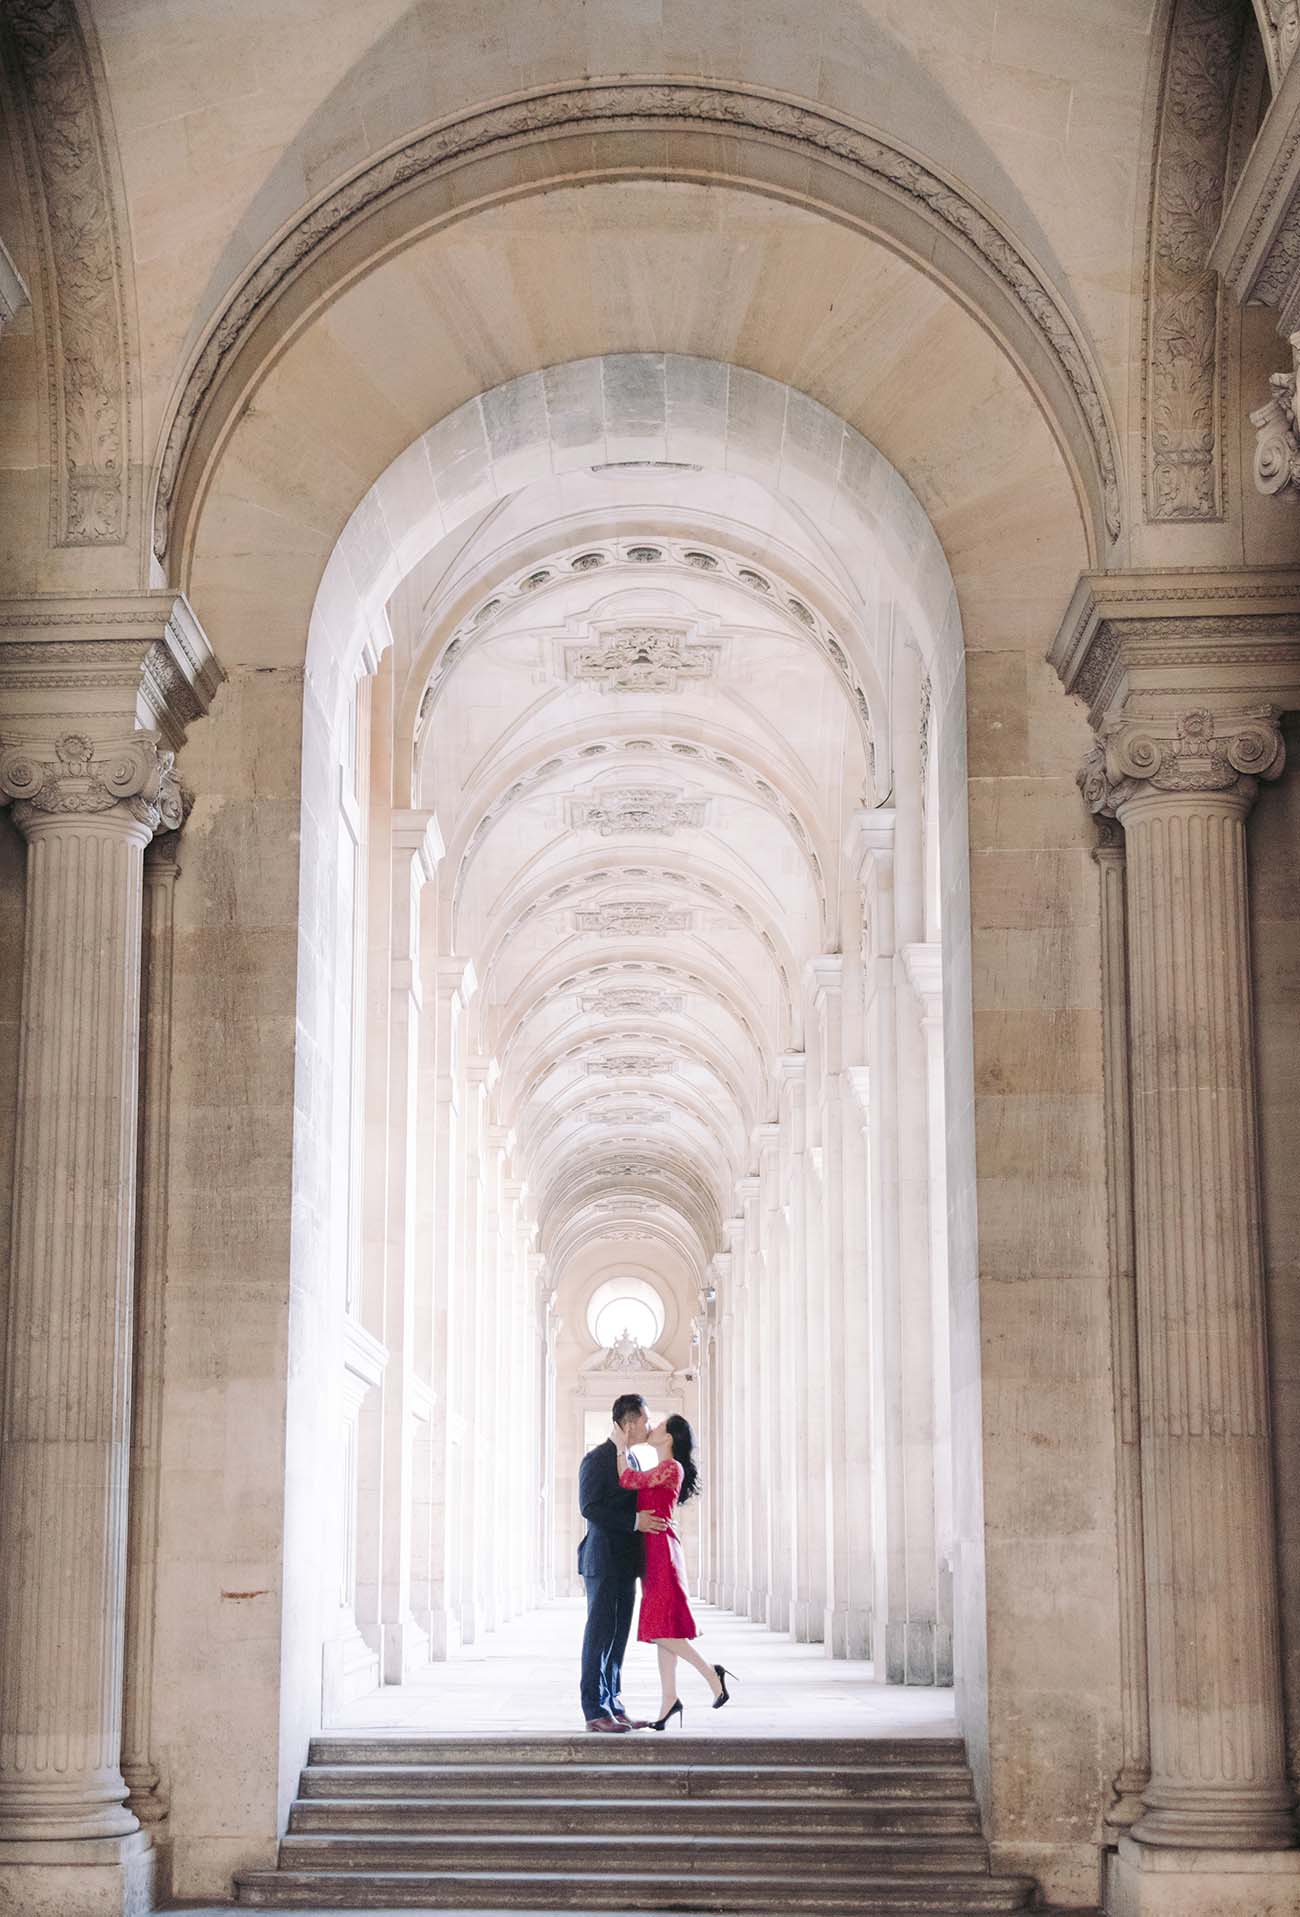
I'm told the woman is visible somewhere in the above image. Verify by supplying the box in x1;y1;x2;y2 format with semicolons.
614;1414;738;1729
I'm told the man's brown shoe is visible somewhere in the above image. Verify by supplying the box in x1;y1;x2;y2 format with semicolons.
613;1713;650;1729
585;1716;629;1732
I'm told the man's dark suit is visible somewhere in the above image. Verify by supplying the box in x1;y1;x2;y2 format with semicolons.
577;1438;641;1723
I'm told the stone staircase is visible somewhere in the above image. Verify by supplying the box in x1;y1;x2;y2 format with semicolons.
233;1733;1039;1913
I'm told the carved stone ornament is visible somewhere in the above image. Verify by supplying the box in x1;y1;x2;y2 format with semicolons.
1251;330;1300;495
565;627;719;693
1142;0;1247;522
586;1054;677;1076
1265;0;1300;81
575;901;691;937
1079;708;1285;817
595;1331;654;1371
579;987;685;1015
568;785;708;835
2;0;131;546
593;1106;668;1125
152;81;1123;558
0;731;183;835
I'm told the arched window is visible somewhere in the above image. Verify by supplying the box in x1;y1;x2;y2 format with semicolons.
587;1275;665;1352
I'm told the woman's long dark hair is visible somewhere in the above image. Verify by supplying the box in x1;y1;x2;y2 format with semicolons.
666;1414;700;1504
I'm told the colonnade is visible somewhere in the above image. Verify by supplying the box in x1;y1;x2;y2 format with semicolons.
694;793;955;1682
325;683;549;1698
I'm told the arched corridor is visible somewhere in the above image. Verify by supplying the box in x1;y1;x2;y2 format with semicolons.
320;370;966;1709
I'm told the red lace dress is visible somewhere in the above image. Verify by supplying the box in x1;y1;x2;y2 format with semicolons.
620;1459;698;1640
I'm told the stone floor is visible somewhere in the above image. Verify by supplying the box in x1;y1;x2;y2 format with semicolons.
330;1600;960;1740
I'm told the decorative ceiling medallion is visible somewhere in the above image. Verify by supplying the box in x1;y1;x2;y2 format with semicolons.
575;901;691;937
586;1054;677;1076
567;785;709;836
579;987;685;1015
565;626;719;694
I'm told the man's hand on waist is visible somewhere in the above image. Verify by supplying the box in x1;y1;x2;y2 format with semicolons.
635;1510;669;1533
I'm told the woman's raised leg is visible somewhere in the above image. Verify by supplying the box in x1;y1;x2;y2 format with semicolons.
658;1636;723;1700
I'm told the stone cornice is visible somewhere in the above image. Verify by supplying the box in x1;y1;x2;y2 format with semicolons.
805;953;845;1000
1050;568;1300;727
900;941;943;1010
0;592;223;751
1212;43;1300;332
392;806;445;883
849;805;896;884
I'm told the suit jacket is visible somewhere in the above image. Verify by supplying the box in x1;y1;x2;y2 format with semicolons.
577;1438;643;1579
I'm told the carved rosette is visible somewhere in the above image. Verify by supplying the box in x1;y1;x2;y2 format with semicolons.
1079;708;1285;818
0;731;183;837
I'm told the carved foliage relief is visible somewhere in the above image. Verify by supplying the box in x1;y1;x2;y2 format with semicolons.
1144;0;1247;522
3;0;130;545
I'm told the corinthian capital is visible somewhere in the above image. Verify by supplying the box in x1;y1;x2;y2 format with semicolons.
1080;708;1285;819
0;731;183;837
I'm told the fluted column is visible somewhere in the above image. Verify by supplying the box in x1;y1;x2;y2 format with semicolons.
1084;709;1292;1851
1090;820;1151;1834
120;831;181;1827
0;736;181;1849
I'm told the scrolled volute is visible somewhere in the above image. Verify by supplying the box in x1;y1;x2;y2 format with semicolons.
0;731;183;836
1079;708;1285;818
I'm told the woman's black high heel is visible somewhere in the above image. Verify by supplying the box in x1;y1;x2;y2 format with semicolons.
651;1700;684;1731
712;1665;739;1710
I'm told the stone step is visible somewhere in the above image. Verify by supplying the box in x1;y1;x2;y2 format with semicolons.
299;1762;975;1802
276;1832;993;1876
288;1795;985;1837
233;1864;1037;1912
309;1735;967;1769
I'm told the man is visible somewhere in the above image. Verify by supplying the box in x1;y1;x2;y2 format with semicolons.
577;1392;668;1732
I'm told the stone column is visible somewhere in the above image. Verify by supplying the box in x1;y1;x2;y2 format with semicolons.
379;810;442;1682
728;1211;759;1617
1084;710;1293;1854
1090;819;1151;1835
427;958;474;1659
457;1057;494;1644
901;940;953;1684
0;601;219;1916
120;831;181;1830
776;1057;807;1635
735;1177;762;1617
838;1065;875;1658
539;1265;558;1601
753;1124;781;1625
